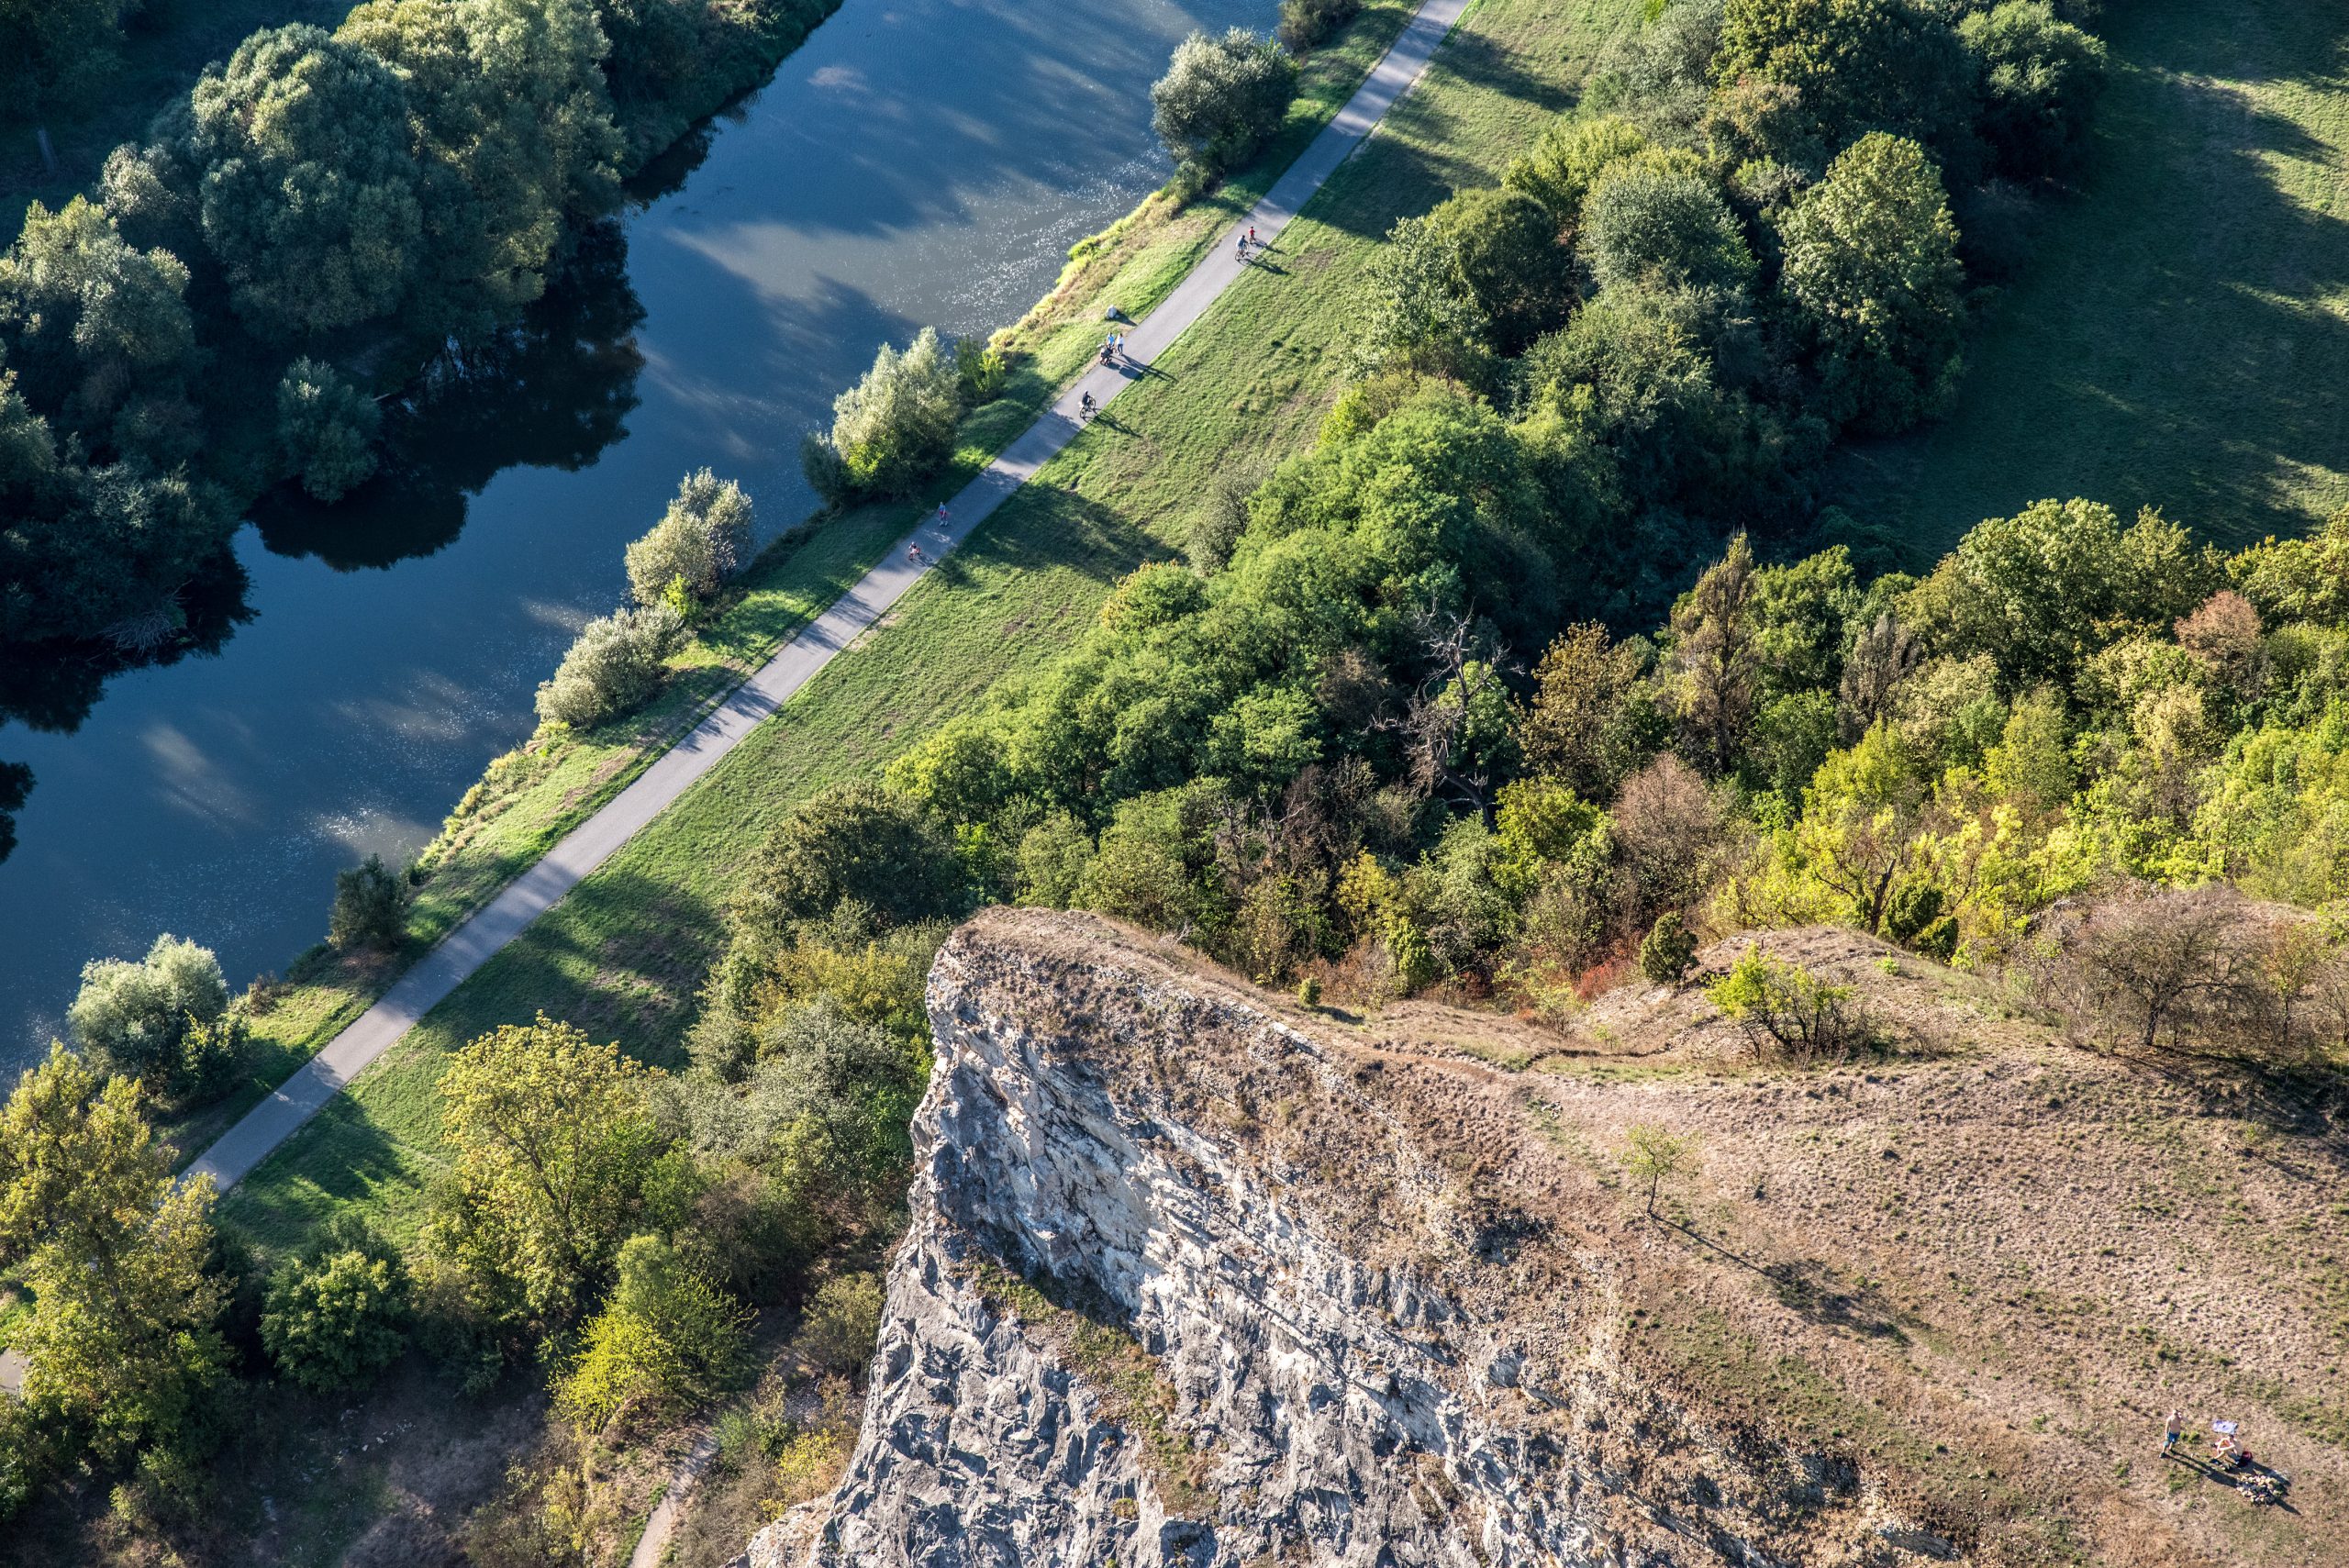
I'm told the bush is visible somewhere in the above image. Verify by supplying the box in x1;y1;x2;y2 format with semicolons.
66;933;231;1090
1639;911;1699;985
799;1271;885;1375
275;357;381;502
954;337;1009;404
1504;115;1647;224
625;469;751;609
1150;28;1298;176
1277;0;1360;53
555;1234;750;1435
1706;943;1874;1062
1582;164;1756;295
261;1247;410;1394
801;328;963;503
329;853;409;952
535;602;685;730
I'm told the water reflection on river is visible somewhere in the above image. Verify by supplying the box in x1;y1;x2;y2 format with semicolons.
0;0;1266;1075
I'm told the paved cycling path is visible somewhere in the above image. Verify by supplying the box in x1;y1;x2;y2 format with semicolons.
187;0;1471;1196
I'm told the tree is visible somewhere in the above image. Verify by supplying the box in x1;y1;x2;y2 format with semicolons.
428;1017;670;1328
1640;911;1699;985
277;358;382;502
1611;754;1734;934
331;853;410;951
1150;28;1298;174
179;26;427;339
625;468;753;607
1777;132;1965;434
262;1247;410;1393
1714;0;1977;163
1516;285;1725;510
1837;610;1920;737
1277;0;1360;53
557;1233;749;1434
535;602;685;729
0;1048;228;1479
1621;1123;1699;1217
1519;622;1661;800
1504;115;1647;224
0;197;196;446
0;0;131;117
1670;534;1763;773
66;933;231;1089
2051;884;2261;1059
735;784;966;944
799;1271;885;1374
1582;165;1755;296
337;0;624;332
1903;498;2221;694
802;328;962;502
1791;722;1930;934
1958;1;2106;177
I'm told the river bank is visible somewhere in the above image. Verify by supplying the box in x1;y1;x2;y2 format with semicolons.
0;0;1286;1087
128;0;1416;1171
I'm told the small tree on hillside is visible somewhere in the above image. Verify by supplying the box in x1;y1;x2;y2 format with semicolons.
1151;28;1297;176
1621;1123;1699;1218
1640;910;1699;985
2051;884;2266;1060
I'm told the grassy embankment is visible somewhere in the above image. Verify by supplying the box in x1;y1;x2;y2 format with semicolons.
1825;0;2349;556
219;0;1649;1259
196;0;1453;1236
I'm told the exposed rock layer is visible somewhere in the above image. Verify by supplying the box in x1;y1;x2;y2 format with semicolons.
749;909;2343;1568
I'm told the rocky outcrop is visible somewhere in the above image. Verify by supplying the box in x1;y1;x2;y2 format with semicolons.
741;910;2344;1568
751;910;1899;1568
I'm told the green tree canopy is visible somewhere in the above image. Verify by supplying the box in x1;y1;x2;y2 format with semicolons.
180;25;427;339
1150;27;1298;172
1776;131;1964;434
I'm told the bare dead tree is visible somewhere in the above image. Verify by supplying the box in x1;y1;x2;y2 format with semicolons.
1373;606;1513;817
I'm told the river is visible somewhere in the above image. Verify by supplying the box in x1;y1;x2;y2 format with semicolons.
0;0;1267;1078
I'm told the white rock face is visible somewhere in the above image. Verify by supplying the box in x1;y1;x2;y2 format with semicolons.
746;912;1833;1568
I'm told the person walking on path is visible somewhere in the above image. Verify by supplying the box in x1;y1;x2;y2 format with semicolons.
933;503;949;529
1236;231;1248;263
2161;1410;2185;1455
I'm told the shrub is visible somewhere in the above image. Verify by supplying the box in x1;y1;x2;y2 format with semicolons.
1150;28;1298;176
329;853;409;952
1958;0;2106;177
802;328;962;502
1621;1123;1699;1216
1639;911;1699;985
625;468;751;609
1504;115;1648;224
1582;164;1755;295
535;602;685;730
799;1271;885;1375
66;933;231;1090
261;1248;409;1394
555;1234;750;1435
1277;0;1360;53
954;337;1009;404
275;357;381;502
1706;943;1873;1062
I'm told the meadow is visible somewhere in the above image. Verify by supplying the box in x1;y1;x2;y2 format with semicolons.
1825;0;2349;555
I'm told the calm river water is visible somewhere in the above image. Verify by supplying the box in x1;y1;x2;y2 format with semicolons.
0;0;1266;1077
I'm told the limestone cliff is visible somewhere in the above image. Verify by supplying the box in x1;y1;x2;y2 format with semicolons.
747;909;2347;1568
